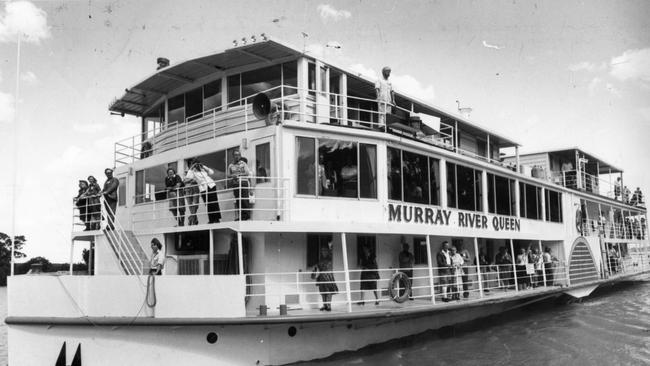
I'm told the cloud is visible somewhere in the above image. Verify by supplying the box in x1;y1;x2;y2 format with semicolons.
568;61;606;73
349;63;378;79
304;43;324;57
0;1;51;43
20;70;38;84
610;48;650;84
392;74;435;103
46;145;84;172
317;4;351;22
0;92;14;124
588;77;602;95
348;64;435;103
604;82;621;98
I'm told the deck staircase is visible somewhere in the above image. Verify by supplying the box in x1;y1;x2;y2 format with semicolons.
102;199;148;275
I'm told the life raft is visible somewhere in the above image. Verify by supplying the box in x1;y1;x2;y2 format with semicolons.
388;271;411;303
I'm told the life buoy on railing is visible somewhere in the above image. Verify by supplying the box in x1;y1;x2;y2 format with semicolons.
388;271;411;303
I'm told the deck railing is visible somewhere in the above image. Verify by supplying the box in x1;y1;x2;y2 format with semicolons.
578;219;647;240
242;261;572;315
112;84;478;166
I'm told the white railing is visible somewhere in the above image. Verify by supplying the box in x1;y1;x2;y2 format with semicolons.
243;261;571;315
113;85;458;165
129;176;289;229
578;219;648;240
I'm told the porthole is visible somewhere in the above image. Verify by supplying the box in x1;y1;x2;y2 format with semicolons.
207;332;218;344
288;326;297;337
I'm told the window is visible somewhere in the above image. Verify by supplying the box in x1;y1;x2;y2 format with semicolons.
241;65;282;100
227;74;241;107
135;162;177;204
308;62;316;96
545;189;563;223
203;79;222;112
296;137;316;195
282;62;298;96
519;182;542;220
118;177;126;207
168;94;185;124
185;87;203;121
307;234;332;267
403;151;429;204
356;235;376;265
430;158;440;206
387;147;402;201
319;139;357;198
447;162;482;212
487;173;515;216
296;137;377;199
255;143;271;183
413;236;428;265
359;144;377;199
186;147;239;189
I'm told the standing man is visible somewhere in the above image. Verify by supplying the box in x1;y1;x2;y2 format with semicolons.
474;247;490;293
375;66;395;128
227;150;252;221
398;241;415;300
101;168;119;230
436;241;452;302
458;241;471;298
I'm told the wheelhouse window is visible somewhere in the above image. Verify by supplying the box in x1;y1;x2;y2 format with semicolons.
387;147;440;205
203;79;222;112
242;64;282;100
519;182;542;220
118;177;126;207
255;142;271;183
487;173;516;216
135;162;177;204
168;94;185;125
282;61;298;96
295;136;377;199
545;189;563;223
447;162;482;212
185;87;203;121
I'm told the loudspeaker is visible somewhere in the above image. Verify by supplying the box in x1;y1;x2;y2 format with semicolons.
252;93;272;120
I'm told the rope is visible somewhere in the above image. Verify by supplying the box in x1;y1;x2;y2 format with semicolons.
146;273;157;308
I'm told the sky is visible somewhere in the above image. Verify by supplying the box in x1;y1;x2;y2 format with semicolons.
0;0;649;262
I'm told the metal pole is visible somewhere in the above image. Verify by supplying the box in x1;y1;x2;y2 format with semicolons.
237;231;244;275
539;240;546;287
510;239;518;292
209;229;214;275
69;240;74;275
341;233;352;313
10;36;21;277
425;235;435;304
473;237;483;298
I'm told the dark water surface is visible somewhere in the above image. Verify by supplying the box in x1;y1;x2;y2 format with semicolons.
295;281;650;366
1;283;649;366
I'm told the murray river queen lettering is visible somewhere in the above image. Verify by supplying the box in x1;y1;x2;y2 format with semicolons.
388;203;521;232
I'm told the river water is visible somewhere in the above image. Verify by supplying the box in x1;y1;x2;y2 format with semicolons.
1;282;649;365
296;281;650;366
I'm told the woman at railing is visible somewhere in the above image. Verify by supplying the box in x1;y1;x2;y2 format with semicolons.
186;158;221;224
165;168;185;226
312;245;338;311
227;150;252;221
86;176;102;230
358;246;379;306
75;180;91;231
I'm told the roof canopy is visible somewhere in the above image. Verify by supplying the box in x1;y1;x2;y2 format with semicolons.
109;37;519;148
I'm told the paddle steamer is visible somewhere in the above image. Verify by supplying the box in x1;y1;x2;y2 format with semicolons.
6;36;650;365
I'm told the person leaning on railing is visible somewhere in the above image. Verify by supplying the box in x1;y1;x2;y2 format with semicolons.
165;168;185;227
227;150;252;221
86;175;102;230
75;180;91;231
101;168;120;230
186;158;221;224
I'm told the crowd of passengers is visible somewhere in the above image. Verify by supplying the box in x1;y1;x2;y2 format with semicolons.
615;179;645;207
74;168;120;231
313;239;562;310
582;210;648;240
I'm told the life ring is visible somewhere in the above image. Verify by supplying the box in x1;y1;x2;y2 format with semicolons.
388;271;411;303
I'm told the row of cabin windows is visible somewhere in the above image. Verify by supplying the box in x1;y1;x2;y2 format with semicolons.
134;143;271;204
295;137;377;199
161;62;298;125
296;137;562;222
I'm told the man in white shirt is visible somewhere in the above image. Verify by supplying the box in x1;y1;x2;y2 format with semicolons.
186;159;221;223
375;66;395;128
436;241;453;302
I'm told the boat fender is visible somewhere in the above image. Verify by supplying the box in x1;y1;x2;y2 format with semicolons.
388;271;411;303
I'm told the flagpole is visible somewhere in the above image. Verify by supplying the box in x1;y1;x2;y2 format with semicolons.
10;35;21;276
